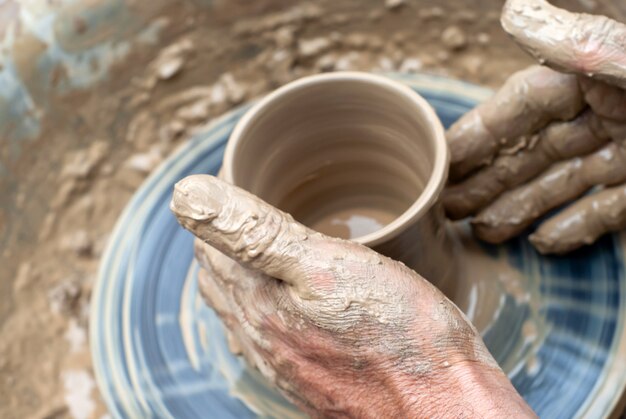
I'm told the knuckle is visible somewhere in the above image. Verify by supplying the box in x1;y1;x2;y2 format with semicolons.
572;16;618;74
235;209;286;263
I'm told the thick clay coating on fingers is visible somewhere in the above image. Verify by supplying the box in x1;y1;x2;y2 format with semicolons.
197;267;245;356
531;184;626;254
447;65;584;181
579;78;626;122
601;119;626;142
537;110;609;159
197;252;274;366
444;110;609;219
171;174;316;290
501;0;626;90
472;142;626;243
197;264;233;318
445;145;550;220
196;238;270;290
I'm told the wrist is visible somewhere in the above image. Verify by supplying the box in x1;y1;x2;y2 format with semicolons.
389;360;537;418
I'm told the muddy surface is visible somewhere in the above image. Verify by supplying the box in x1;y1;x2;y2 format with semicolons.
0;0;622;418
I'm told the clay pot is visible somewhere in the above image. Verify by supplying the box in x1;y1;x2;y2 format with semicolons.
222;72;455;289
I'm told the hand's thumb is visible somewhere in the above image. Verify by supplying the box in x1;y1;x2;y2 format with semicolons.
170;174;376;294
501;0;626;89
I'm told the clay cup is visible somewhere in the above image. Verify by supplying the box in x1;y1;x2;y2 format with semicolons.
222;72;455;289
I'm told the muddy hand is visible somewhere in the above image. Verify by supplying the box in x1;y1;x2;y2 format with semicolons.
170;175;535;418
444;0;626;254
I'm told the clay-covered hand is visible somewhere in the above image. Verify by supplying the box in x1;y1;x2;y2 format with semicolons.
170;174;535;418
444;0;626;254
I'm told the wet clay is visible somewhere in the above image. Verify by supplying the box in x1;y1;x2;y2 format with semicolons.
501;0;626;90
444;1;626;252
449;224;547;378
220;73;456;287
531;184;626;254
472;142;626;244
444;110;610;220
277;160;416;242
170;174;314;291
223;75;435;231
446;65;584;181
308;206;396;239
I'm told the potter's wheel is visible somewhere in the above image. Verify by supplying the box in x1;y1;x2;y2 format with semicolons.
91;73;626;418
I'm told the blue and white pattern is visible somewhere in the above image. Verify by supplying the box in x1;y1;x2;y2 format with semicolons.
91;73;626;419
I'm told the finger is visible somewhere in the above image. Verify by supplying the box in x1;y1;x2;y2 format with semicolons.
444;110;609;219
472;142;626;243
196;234;286;324
198;240;257;356
197;245;278;363
172;174;309;288
445;144;550;220
196;244;260;337
197;266;246;356
530;184;626;254
602;118;626;141
199;254;250;355
199;245;281;360
579;77;626;122
448;65;584;181
194;239;218;277
171;174;382;297
195;238;266;289
197;266;234;321
501;0;626;90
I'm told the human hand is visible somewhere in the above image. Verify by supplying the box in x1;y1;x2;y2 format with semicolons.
443;0;626;254
170;174;535;418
